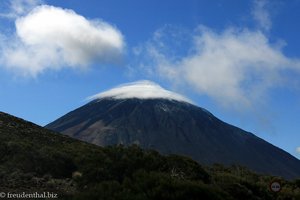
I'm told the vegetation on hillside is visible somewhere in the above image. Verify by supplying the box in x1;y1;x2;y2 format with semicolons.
0;112;299;199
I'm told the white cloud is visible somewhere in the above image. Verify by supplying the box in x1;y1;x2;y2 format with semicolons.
88;80;192;103
252;0;272;31
136;26;300;109
297;147;300;154
131;1;300;111
0;5;125;76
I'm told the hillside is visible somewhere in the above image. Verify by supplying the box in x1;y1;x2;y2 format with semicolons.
1;111;300;199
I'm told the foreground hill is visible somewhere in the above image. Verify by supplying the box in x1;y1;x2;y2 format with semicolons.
1;111;300;199
46;81;300;179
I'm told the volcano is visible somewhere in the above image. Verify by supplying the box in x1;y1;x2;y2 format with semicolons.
46;81;300;179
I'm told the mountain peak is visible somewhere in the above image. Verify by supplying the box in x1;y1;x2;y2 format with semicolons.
88;80;192;104
47;87;300;179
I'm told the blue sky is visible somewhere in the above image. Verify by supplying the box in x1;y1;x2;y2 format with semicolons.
0;0;300;158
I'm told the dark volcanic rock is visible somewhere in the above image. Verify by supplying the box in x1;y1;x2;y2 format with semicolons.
46;98;300;179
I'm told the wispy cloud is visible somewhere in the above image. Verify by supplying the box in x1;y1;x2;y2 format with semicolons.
297;147;300;154
0;4;125;77
0;0;42;19
88;80;192;103
130;0;300;110
252;0;272;31
134;25;300;109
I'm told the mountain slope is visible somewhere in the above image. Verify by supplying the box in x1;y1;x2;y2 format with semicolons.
1;111;300;199
46;81;300;180
0;111;213;198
